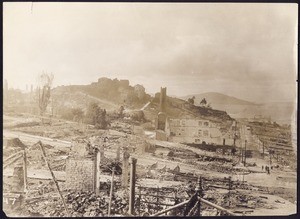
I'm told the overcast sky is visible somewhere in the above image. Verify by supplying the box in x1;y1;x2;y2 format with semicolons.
3;3;298;102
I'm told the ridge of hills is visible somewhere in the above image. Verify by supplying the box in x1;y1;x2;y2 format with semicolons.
7;76;292;125
51;77;295;125
52;77;151;111
182;92;257;106
182;92;294;125
51;78;234;125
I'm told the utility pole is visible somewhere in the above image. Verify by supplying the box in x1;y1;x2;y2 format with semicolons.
262;141;265;158
244;140;247;166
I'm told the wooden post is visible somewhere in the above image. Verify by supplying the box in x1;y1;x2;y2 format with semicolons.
244;140;247;166
38;141;69;216
100;145;105;160
228;176;232;207
129;157;137;215
108;167;115;216
240;147;243;163
262;141;265;158
138;186;141;216
196;176;202;216
95;149;101;195
156;186;160;210
23;150;28;192
122;150;130;188
171;189;178;216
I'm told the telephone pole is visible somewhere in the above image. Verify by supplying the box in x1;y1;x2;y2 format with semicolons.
244;140;247;166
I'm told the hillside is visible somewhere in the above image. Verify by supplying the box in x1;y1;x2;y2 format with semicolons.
182;92;256;106
51;78;234;130
52;77;151;111
182;92;294;125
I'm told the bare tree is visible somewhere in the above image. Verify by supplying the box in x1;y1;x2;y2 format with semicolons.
37;72;54;117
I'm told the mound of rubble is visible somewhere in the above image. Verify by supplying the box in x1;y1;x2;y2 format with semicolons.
23;187;130;217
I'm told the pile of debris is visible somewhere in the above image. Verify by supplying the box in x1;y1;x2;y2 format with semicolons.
197;155;232;163
24;189;129;217
25;193;66;217
65;191;129;217
206;163;236;174
203;189;266;212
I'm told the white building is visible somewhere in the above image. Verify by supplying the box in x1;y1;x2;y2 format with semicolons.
166;118;227;145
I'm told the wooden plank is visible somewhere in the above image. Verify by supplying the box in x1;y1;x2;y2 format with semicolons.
3;151;23;163
151;200;189;216
140;200;175;206
23;150;28;191
268;146;293;151
206;185;229;190
3;154;23;169
38;141;69;216
95;150;101;195
136;193;175;199
108;167;115;216
138;185;176;191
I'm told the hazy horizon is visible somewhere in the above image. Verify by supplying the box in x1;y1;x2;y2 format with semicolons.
3;3;298;103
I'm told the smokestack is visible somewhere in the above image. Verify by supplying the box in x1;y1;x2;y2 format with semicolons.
159;87;167;113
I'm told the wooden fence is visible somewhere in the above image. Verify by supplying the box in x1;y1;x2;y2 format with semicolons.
133;175;238;216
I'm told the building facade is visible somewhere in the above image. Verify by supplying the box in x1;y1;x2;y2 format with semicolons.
166;118;227;145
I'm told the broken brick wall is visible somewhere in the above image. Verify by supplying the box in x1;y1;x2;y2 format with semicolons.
65;158;95;191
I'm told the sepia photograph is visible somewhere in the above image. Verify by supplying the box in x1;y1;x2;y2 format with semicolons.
2;2;298;217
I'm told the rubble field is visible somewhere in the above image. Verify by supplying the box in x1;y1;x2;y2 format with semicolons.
3;113;297;217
